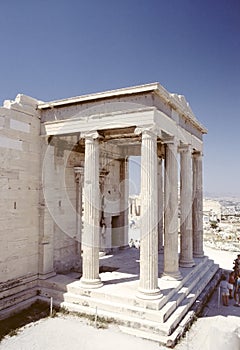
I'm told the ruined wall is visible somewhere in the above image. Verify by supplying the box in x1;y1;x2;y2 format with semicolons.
0;95;41;314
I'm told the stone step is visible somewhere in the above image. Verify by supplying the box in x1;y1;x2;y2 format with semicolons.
66;280;137;306
61;262;218;328
152;256;209;312
65;256;210;311
118;309;195;348
61;300;169;337
163;263;219;335
63;291;152;320
40;257;217;315
39;256;219;344
61;264;217;345
56;259;219;346
159;258;216;323
118;325;170;346
38;286;65;304
39;273;79;293
0;288;38;319
61;259;217;326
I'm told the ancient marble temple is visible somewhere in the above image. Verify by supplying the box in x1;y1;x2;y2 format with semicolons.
0;83;218;345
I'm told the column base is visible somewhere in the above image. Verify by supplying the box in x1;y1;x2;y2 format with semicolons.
136;287;162;300
193;251;204;258
179;259;195;268
99;251;106;257
162;270;183;281
79;277;103;289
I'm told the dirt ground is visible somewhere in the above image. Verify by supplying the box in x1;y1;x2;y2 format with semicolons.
0;246;239;350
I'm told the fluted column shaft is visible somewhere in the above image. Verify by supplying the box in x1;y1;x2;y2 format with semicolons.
179;146;195;267
80;132;102;288
163;141;182;280
158;158;164;252
137;129;161;299
192;151;204;257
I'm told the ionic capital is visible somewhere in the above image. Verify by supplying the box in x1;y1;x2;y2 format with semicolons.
178;143;192;153
134;125;159;138
162;136;177;145
192;150;203;159
81;131;101;140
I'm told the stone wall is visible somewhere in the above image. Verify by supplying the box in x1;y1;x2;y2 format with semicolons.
0;97;87;314
0;95;41;315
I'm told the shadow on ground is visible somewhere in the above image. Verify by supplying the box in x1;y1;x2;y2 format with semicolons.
0;301;50;341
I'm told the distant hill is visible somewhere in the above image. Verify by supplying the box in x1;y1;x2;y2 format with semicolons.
204;192;240;201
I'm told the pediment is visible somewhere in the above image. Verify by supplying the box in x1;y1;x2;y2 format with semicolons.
170;93;196;120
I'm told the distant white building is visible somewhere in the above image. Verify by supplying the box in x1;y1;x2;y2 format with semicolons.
203;199;222;223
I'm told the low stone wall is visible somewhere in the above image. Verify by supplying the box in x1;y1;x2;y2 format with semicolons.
0;274;39;320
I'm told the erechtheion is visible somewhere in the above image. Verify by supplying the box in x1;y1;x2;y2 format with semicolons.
0;83;219;345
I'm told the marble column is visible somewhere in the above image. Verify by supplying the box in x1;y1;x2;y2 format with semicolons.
80;132;103;288
74;166;84;259
192;151;204;258
179;145;195;267
163;140;182;280
158;157;164;253
136;128;161;299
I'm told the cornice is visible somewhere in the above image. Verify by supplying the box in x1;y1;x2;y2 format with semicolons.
38;82;207;134
37;82;159;110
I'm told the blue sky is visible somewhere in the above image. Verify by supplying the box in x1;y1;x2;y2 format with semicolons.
0;0;239;197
